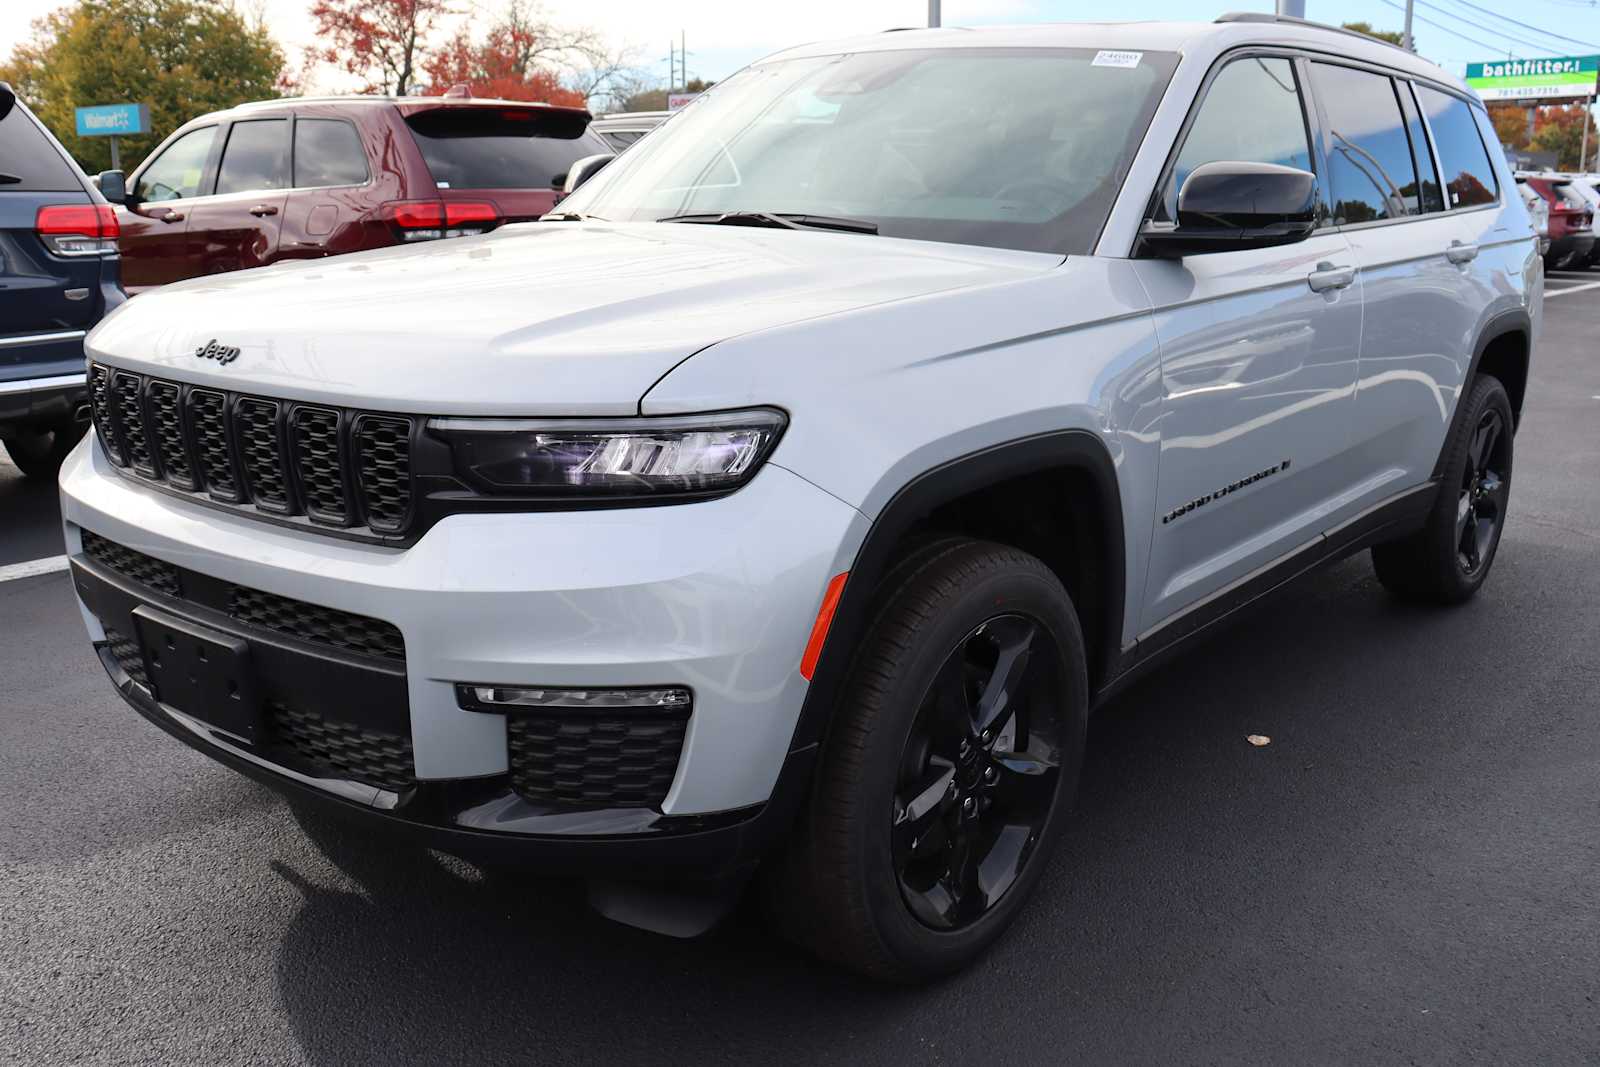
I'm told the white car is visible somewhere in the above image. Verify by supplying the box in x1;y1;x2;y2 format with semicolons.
62;15;1536;980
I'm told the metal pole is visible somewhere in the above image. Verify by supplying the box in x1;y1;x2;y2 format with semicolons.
1275;0;1305;17
681;30;687;88
1582;94;1593;173
1402;0;1415;51
109;135;119;171
929;0;940;28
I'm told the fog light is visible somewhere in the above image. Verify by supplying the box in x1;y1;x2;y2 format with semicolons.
457;685;691;711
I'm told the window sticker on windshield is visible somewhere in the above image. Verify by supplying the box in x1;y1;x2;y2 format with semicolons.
1092;50;1143;69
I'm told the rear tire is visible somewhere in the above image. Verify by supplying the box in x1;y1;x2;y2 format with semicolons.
2;420;84;480
1371;374;1513;604
767;539;1087;982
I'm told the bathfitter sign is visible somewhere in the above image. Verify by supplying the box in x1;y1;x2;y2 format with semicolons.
1465;56;1600;102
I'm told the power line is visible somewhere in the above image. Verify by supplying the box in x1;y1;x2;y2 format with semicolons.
1417;0;1575;53
1376;0;1520;54
1437;0;1600;49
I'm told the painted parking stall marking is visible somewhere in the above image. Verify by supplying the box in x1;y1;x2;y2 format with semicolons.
0;555;69;583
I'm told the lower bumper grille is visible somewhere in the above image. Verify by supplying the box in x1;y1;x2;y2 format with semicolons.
507;711;689;809
265;702;414;793
104;626;148;688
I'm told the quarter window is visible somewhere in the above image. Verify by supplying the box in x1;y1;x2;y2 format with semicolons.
1165;57;1313;221
215;119;290;196
1414;86;1498;208
133;126;217;202
293;119;369;187
1310;63;1421;224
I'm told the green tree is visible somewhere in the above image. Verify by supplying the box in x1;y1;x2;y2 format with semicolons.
1340;21;1409;48
0;0;286;174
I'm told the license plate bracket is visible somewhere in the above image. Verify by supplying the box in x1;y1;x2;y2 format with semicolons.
132;605;263;744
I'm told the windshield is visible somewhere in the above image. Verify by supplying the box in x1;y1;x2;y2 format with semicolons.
563;47;1178;254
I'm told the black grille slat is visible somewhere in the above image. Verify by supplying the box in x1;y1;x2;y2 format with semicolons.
355;416;412;533
266;703;414;792
87;364;416;539
292;407;349;525
88;365;125;466
507;712;688;809
81;530;180;597
237;398;291;512
188;389;240;502
112;373;156;477
103;627;149;688
147;382;197;491
230;586;405;661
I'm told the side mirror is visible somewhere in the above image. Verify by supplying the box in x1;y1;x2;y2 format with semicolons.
0;82;15;123
1141;161;1317;258
562;153;615;195
97;170;127;204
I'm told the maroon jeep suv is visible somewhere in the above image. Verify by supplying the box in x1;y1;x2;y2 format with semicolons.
100;94;609;293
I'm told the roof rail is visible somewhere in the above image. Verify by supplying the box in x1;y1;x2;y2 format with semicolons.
1215;11;1412;54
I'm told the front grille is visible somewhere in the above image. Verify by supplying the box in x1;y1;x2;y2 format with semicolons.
266;702;414;792
103;626;148;688
507;711;689;809
82;532;403;662
230;586;404;661
86;363;415;540
81;530;180;597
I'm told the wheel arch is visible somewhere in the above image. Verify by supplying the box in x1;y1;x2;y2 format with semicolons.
1431;308;1531;481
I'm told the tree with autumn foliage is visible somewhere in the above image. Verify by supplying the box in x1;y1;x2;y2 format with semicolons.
422;25;583;105
309;0;451;96
1531;103;1600;170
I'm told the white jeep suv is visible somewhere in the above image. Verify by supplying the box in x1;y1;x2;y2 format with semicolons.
62;16;1537;980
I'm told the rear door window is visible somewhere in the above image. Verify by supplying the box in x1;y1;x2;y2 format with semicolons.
1164;56;1314;222
0;109;82;192
404;108;610;189
293;118;369;187
1414;86;1498;209
215;119;290;196
133;126;218;202
1309;63;1421;224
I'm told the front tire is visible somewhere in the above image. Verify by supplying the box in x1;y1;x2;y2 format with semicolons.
769;539;1088;981
3;420;84;480
1372;374;1514;604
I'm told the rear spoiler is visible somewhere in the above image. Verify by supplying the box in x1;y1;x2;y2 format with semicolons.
400;102;592;139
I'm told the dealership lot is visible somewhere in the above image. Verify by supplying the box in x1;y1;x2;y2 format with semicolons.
3;289;1598;1062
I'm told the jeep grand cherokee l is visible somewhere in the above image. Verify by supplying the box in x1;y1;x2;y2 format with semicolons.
61;16;1537;981
98;93;608;293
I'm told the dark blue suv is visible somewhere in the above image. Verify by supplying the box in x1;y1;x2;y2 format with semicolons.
1;82;125;479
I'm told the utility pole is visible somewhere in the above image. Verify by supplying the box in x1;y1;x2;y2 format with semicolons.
1582;93;1594;173
682;30;687;88
1401;0;1415;50
929;1;940;28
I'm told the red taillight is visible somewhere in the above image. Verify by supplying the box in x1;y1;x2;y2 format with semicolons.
380;199;499;241
380;200;446;229
36;204;119;238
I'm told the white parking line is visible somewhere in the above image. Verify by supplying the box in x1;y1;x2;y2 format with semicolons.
1545;281;1600;298
0;555;68;583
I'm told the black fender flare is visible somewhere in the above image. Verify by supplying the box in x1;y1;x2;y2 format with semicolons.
785;428;1127;757
1430;307;1532;480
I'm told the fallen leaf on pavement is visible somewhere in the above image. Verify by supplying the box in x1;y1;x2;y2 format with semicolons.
1247;734;1271;747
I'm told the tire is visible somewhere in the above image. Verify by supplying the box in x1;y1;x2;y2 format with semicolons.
2;421;84;481
1372;374;1513;604
767;538;1088;982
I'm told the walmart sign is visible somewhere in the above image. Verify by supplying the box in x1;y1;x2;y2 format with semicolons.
1465;56;1600;102
74;103;151;137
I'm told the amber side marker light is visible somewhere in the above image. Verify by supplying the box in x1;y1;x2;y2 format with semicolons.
800;572;849;680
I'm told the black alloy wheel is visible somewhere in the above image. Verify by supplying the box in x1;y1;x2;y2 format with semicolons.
1456;407;1508;577
892;614;1062;930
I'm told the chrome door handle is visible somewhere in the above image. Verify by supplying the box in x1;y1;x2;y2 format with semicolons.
1307;262;1356;292
1445;240;1480;264
248;204;279;217
160;210;184;223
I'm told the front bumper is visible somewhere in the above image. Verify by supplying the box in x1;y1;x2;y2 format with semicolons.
60;433;866;860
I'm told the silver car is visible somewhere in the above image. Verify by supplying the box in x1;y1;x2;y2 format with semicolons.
62;14;1537;981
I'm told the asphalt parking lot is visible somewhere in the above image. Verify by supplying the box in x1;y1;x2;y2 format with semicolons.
4;287;1599;1065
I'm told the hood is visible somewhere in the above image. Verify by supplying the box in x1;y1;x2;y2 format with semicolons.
86;222;1059;415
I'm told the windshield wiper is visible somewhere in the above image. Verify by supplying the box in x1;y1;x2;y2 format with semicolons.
658;211;878;234
540;211;605;222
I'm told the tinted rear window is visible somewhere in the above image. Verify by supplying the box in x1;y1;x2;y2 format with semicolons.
1311;63;1420;224
405;108;607;189
216;118;289;195
1414;86;1498;209
0;108;83;192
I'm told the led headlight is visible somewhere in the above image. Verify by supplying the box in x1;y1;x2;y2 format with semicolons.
427;409;786;497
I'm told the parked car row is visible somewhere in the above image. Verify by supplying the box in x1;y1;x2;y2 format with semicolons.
1516;170;1599;270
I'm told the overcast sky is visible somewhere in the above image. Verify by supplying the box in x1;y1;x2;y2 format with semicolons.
6;0;1600;91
